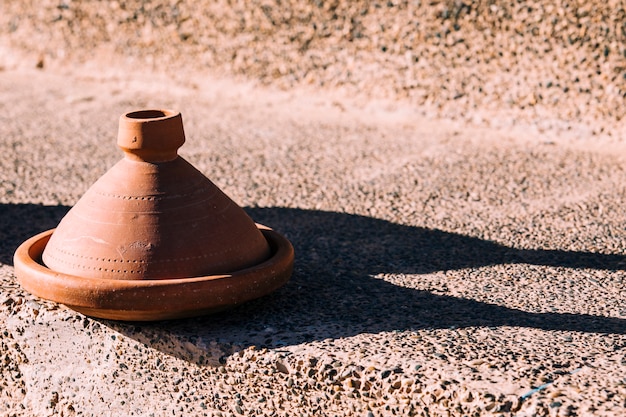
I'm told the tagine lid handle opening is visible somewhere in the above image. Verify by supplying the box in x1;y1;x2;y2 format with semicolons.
117;109;185;163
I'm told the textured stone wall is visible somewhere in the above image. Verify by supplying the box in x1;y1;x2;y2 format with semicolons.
2;1;625;128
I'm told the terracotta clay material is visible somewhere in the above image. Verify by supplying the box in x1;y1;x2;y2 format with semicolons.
13;109;294;321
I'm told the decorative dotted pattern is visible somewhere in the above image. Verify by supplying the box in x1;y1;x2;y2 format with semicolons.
43;251;143;274
49;245;238;264
51;247;147;264
44;250;226;275
43;241;252;277
93;193;159;201
93;185;216;201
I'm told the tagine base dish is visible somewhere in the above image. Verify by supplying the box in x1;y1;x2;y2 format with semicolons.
14;225;294;321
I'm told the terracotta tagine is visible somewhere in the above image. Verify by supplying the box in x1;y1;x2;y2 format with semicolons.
14;109;294;321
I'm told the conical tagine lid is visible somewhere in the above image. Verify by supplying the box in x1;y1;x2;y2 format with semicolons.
42;110;270;280
14;109;294;321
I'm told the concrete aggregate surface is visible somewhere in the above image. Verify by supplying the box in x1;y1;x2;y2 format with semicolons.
0;1;625;416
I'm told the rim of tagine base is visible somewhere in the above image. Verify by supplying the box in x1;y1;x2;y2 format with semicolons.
14;225;293;321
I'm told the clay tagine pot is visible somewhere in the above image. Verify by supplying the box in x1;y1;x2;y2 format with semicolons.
14;109;294;321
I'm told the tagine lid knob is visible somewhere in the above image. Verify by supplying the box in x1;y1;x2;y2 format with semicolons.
117;109;185;162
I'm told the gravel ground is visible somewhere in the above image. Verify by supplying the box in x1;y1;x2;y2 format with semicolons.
1;0;625;138
0;67;624;417
1;1;626;416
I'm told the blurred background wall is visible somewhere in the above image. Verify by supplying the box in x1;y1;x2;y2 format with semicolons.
1;1;624;131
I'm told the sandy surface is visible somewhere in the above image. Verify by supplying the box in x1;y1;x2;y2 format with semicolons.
1;1;626;416
2;0;626;136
